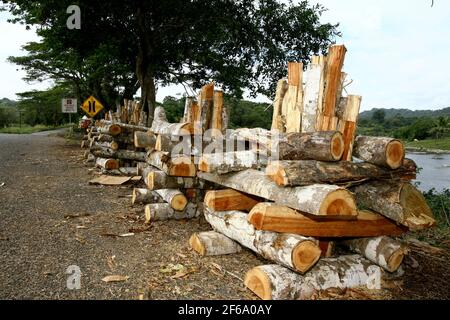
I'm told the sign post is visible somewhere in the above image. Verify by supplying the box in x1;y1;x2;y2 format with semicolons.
81;96;104;118
62;98;78;126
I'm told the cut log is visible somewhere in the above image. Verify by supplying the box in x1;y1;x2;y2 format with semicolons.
118;167;141;176
155;189;188;211
319;241;335;258
198;170;357;217
140;166;160;185
182;97;195;123
146;171;214;190
204;189;261;212
283;62;304;133
197;82;214;132
97;120;148;133
337;95;362;161
301;60;325;133
353;136;405;169
134;131;156;149
144;202;200;224
317;45;347;131
91;141;119;151
271;79;289;132
352;181;435;230
131;188;163;205
211;90;225;136
342;236;407;272
189;231;242;256
91;145;146;162
95;157;119;170
146;150;196;177
244;255;381;300
97;133;133;145
266;159;417;187
248;203;406;237
97;124;122;136
155;134;177;152
198;151;267;174
151;107;193;135
205;209;321;273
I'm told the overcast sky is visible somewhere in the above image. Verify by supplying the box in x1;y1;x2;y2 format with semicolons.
0;0;449;111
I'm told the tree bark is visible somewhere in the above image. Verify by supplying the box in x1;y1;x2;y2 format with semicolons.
266;159;417;187
95;157;119;170
134;131;156;149
248;204;406;238
151;107;193;135
91;145;146;162
341;236;407;272
353;136;405;169
189;231;242;256
351;181;435;230
244;255;381;300
204;209;321;274
197;170;357;217
204;189;261;212
146;170;214;190
144;202;200;224
271;79;288;132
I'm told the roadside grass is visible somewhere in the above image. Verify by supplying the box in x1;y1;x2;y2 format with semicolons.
0;124;69;134
406;137;450;151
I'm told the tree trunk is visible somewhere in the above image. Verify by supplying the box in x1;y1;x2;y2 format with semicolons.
266;159;417;187
271;79;289;132
91;145;146;162
154;189;188;211
146;150;196;177
95;157;119;170
248;204;406;238
144;202;200;224
198;151;267;174
189;231;242;256
244;255;381;300
341;236;407;272
197;170;357;217
146;170;214;190
351;181;435;230
204;209;321;274
204;189;261;212
131;188;163;205
353;136;405;169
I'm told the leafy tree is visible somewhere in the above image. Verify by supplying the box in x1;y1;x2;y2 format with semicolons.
429;116;449;140
372;109;386;124
4;0;340;125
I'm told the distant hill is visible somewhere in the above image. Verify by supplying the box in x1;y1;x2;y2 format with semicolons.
360;107;450;120
0;98;18;109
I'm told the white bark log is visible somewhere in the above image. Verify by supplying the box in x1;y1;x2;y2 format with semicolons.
151;107;192;135
189;231;242;256
155;189;188;211
198;151;267;174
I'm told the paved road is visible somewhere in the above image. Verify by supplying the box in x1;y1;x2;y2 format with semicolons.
0;133;261;299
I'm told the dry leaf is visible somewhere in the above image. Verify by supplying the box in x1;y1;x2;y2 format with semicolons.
107;255;116;271
171;269;190;279
176;253;187;259
102;275;129;283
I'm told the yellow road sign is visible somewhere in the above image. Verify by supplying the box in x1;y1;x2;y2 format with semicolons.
81;96;104;118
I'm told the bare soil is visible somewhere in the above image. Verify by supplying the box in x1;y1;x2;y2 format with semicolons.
0;133;448;300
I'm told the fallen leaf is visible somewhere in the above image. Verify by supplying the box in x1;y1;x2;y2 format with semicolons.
107;255;116;271
171;269;190;279
0;182;5;187
160;263;185;274
102;275;129;283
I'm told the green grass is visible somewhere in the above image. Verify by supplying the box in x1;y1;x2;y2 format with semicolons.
406;136;450;151
0;124;69;134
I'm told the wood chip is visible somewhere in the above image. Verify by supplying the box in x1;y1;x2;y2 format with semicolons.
102;275;129;283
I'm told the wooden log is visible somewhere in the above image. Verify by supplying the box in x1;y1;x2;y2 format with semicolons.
134;131;156;149
151;107;193;135
244;255;381;300
91;141;119;151
198;170;357;217
97;133;133;145
353;136;405;169
229;129;344;161
205;209;321;273
318;241;335;258
352;181;435;230
204;189;261;212
144;202;200;224
140;166;161;185
136;162;148;176
198;151;267;174
85;153;96;164
248;204;406;237
97;124;122;136
301;60;325;133
271;79;289;132
266;159;417;187
95;157;119;170
91;145;146;162
182;97;195;123
117;167;140;176
337;95;362;161
154;189;188;211
131;188;163;205
341;236;407;272
211;90;224;136
317;45;347;131
146;150;196;177
146;171;214;190
189;231;242;256
283;62;304;133
97;120;149;132
155;134;179;152
197;82;214;132
80;140;88;149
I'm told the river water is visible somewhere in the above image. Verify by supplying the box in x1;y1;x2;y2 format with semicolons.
406;153;450;192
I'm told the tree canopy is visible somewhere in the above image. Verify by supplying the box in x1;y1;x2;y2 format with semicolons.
3;0;340;125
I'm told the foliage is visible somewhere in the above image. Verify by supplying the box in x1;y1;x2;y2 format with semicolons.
406;137;450;151
0;106;18;127
0;124;68;134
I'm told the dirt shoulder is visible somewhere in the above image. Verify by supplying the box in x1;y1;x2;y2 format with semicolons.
0;133;448;300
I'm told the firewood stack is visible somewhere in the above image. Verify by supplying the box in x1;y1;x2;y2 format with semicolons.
78;44;436;301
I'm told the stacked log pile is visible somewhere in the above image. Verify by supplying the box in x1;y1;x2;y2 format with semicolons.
78;45;436;301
